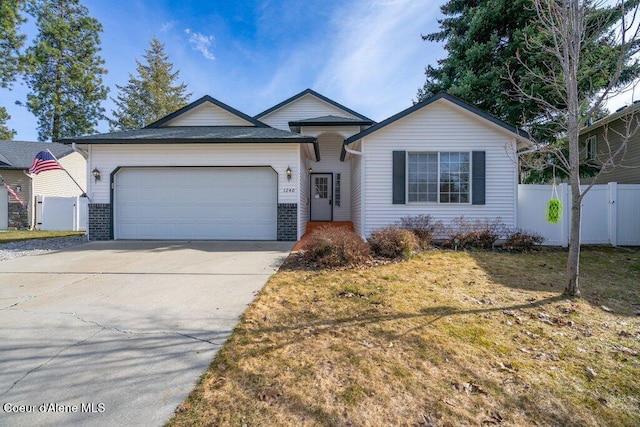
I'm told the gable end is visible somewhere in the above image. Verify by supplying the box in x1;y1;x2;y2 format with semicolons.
146;95;269;128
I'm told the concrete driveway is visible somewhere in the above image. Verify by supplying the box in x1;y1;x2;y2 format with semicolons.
0;240;293;426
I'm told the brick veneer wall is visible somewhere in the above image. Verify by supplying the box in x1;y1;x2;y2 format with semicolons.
88;203;111;240
277;203;297;241
88;202;296;241
8;203;28;229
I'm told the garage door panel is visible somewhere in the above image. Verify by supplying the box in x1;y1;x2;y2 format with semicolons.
115;167;278;240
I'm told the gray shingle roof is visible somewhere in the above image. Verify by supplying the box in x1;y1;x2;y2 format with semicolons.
580;101;640;135
59;126;317;143
60;126;321;160
0;141;74;169
289;115;374;126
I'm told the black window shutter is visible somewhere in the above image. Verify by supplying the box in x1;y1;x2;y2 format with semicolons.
472;151;485;205
392;151;406;204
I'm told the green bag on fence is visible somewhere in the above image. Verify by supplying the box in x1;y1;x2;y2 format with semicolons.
547;199;562;223
547;183;562;224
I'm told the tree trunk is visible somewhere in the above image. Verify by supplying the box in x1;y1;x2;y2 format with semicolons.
562;0;583;297
565;182;582;296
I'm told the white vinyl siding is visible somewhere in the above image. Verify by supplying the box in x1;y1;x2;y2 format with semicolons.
33;152;86;197
350;142;363;236
165;102;254;127
258;94;361;130
87;144;300;205
298;146;310;237
362;99;518;236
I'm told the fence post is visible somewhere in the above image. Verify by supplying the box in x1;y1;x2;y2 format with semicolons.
608;182;617;247
560;183;570;247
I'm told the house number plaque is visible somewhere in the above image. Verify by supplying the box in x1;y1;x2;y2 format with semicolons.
282;188;296;193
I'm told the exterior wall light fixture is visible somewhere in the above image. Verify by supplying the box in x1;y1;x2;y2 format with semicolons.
286;166;292;181
92;167;101;182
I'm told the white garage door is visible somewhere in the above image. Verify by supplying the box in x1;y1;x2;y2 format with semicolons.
115;167;277;240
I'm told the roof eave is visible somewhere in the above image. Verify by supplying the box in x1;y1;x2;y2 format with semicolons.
580;104;640;135
288;120;374;127
61;138;316;144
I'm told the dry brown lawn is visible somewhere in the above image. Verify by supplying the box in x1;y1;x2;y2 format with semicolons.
0;230;84;243
169;247;640;427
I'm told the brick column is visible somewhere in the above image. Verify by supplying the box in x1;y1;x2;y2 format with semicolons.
277;203;297;241
88;203;111;240
8;203;28;229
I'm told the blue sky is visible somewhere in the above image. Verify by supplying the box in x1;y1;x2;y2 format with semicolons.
2;0;634;141
2;0;446;141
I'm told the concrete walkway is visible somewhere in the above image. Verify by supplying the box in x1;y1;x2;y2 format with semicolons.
0;241;293;426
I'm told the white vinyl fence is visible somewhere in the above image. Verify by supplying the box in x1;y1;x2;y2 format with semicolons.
518;183;640;246
36;195;87;231
0;188;7;230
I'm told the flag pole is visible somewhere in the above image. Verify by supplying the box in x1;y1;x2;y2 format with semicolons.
45;149;91;202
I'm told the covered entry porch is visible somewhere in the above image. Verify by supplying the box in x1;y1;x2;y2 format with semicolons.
291;221;355;252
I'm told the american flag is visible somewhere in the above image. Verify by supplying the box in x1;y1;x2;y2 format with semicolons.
28;150;63;175
3;183;25;206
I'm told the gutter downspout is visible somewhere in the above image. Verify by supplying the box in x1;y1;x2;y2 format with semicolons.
344;145;362;156
72;142;89;159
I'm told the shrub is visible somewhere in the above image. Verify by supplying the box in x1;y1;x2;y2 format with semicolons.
398;214;444;248
503;230;544;252
368;226;419;259
301;226;370;267
445;217;507;250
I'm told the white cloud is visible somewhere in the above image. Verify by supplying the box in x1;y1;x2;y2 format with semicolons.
185;28;216;60
313;0;442;120
160;21;175;33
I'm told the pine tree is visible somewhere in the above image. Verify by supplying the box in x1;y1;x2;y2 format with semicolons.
109;36;191;131
418;0;639;139
24;0;108;141
0;0;26;88
0;107;15;140
0;0;26;139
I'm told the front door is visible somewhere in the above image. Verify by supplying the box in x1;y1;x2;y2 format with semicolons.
310;173;332;221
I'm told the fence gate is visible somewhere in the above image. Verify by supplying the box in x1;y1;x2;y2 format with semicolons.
36;195;87;231
518;183;640;246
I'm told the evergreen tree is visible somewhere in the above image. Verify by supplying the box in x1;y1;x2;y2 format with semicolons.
0;0;26;139
0;0;26;88
109;36;191;131
24;0;108;141
0;107;15;140
418;0;639;139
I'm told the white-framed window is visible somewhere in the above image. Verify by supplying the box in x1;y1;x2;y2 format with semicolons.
408;152;471;203
586;135;597;160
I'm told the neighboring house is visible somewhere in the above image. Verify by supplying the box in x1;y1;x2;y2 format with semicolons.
0;141;87;229
579;102;640;184
61;89;532;241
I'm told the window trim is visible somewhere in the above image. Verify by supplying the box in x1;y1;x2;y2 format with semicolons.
586;135;597;161
406;151;472;204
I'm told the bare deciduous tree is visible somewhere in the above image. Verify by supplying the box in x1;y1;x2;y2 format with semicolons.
512;0;640;296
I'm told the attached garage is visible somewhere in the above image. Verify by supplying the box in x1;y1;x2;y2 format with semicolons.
114;167;277;240
62;94;320;241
